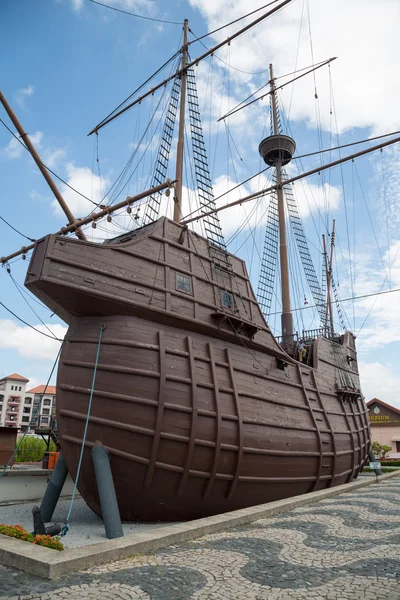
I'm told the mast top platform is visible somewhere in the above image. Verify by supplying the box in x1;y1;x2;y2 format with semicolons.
259;134;296;167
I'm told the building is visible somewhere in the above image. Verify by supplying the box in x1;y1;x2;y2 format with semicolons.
367;398;400;459
0;373;30;429
0;374;57;431
24;385;57;431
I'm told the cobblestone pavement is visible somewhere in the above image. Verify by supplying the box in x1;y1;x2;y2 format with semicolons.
1;478;399;599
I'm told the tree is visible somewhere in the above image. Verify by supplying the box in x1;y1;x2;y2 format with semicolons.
381;445;392;458
371;441;383;458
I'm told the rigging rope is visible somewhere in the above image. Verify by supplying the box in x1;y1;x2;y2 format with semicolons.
0;213;35;243
88;0;182;25
0;294;63;342
7;270;58;339
188;0;281;46
62;324;104;536
0;119;98;207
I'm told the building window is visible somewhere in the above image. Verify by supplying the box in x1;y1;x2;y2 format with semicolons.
23;407;31;414
19;386;21;391
41;417;49;424
11;386;13;391
22;416;30;422
25;397;32;405
42;408;50;415
221;290;234;309
176;273;192;295
43;399;51;406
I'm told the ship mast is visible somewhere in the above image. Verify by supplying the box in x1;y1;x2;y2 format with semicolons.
258;65;295;340
0;91;87;241
174;18;189;223
323;220;336;336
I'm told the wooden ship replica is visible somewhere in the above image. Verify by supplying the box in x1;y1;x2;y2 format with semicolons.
1;0;397;522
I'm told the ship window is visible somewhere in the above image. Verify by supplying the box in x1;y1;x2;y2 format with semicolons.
221;291;234;309
176;273;192;295
214;266;231;287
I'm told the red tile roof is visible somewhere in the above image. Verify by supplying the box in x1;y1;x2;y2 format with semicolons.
366;398;400;416
26;385;56;395
0;373;29;382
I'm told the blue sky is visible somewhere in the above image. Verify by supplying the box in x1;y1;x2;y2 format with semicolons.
1;0;400;406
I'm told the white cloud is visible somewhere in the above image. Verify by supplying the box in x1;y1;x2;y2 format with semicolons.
1;131;43;160
0;319;66;360
43;146;67;169
57;0;83;11
346;239;400;352
189;0;400;135
15;85;35;109
359;361;400;409
52;163;109;218
25;376;41;392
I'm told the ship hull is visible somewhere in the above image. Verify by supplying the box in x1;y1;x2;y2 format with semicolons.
57;314;369;522
25;216;370;521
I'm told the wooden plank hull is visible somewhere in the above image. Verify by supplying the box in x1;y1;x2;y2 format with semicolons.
56;315;370;522
24;217;371;521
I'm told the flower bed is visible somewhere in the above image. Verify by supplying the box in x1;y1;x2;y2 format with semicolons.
0;524;64;551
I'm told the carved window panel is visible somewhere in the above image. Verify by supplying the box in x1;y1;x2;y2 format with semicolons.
221;290;234;309
176;272;192;295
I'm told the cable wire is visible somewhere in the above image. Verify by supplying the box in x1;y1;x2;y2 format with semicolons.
0;119;98;207
188;0;281;44
0;299;64;342
0;213;35;243
88;0;182;24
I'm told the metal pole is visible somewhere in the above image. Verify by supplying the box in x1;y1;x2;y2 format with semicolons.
269;64;293;339
0;91;87;241
369;449;382;476
40;452;69;522
0;178;176;265
174;19;189;223
92;441;123;539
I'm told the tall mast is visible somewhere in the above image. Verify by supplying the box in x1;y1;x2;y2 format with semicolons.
258;65;295;340
0;91;87;241
174;18;189;223
322;221;335;336
327;220;335;334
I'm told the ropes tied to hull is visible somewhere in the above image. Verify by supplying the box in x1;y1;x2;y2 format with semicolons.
61;324;104;537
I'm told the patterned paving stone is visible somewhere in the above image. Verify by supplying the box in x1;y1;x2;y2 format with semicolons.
0;477;399;599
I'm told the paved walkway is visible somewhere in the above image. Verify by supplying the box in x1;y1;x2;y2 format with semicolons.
1;477;399;599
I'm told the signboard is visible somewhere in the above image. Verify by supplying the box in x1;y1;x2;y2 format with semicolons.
368;403;400;427
369;462;381;470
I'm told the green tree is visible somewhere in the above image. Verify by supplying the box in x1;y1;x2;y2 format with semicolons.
381;445;392;458
371;441;383;458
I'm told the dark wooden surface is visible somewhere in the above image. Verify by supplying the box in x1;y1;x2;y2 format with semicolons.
0;427;18;467
25;217;371;521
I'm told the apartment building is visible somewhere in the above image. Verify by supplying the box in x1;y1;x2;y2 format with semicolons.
0;373;30;428
24;385;57;431
0;374;57;431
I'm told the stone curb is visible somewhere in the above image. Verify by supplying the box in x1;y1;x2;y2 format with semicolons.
1;470;399;580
